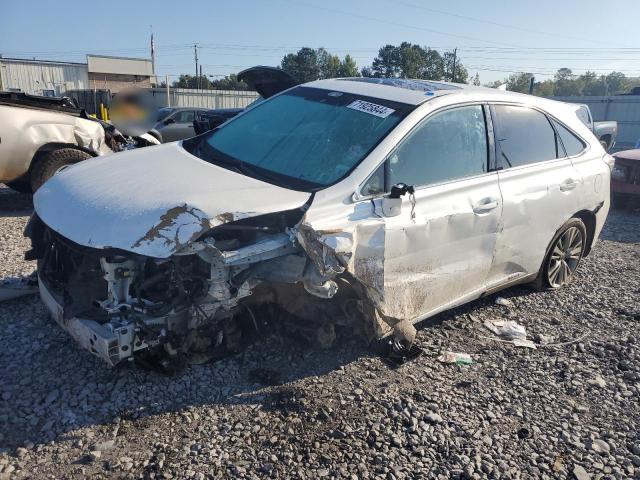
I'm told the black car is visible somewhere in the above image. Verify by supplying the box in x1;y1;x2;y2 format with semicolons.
193;66;296;135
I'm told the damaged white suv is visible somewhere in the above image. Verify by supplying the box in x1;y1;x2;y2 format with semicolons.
26;78;611;367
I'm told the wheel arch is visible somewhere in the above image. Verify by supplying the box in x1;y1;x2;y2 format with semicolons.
572;209;596;257
29;142;97;172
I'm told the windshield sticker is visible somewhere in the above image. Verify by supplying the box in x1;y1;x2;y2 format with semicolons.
347;100;395;118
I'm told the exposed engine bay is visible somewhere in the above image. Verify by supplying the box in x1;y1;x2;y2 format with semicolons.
25;208;374;367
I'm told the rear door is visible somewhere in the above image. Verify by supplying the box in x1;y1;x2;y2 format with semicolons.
489;104;583;287
364;103;503;320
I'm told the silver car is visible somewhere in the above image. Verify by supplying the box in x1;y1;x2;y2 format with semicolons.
27;78;612;367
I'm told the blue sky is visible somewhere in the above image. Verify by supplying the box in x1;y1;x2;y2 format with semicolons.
1;0;639;83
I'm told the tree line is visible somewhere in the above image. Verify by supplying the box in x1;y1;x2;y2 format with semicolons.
167;43;638;96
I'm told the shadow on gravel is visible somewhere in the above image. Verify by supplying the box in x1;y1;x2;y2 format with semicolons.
0;188;33;217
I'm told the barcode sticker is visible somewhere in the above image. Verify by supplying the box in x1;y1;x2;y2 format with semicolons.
346;99;395;118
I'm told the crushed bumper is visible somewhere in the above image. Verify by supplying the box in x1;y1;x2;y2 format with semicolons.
39;275;136;366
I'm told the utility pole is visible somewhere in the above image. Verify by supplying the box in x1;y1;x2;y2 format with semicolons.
194;44;199;90
451;48;457;83
199;65;203;91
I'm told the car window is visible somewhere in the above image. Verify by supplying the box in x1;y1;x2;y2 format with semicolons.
387;105;488;188
156;108;174;121
551;119;585;157
493;105;558;168
361;164;385;197
174;110;195;123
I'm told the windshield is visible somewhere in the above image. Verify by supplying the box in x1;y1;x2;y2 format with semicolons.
188;86;412;190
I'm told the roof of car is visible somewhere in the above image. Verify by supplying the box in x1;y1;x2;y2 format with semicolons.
304;77;541;106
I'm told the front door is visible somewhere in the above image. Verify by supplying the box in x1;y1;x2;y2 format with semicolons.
365;104;503;321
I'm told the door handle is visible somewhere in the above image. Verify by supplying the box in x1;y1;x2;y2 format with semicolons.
560;179;578;192
472;198;499;213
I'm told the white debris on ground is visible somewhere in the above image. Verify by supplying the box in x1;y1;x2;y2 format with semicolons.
0;192;639;479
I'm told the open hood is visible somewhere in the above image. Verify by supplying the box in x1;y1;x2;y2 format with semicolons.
33;143;311;258
237;66;297;99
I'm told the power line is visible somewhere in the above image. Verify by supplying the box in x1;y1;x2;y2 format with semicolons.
388;0;624;47
278;0;523;48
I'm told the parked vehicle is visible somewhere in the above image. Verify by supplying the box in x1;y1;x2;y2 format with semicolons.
0;92;160;192
611;149;640;208
193;66;297;135
572;103;617;151
26;78;612;367
152;107;209;143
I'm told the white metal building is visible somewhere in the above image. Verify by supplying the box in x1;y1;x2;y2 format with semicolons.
0;54;154;95
0;57;89;95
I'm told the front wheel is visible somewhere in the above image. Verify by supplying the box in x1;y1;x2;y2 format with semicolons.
533;218;587;290
30;148;92;191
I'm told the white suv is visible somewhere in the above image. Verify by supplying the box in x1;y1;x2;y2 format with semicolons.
27;78;612;366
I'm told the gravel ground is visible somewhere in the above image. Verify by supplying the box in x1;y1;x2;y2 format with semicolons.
0;193;638;479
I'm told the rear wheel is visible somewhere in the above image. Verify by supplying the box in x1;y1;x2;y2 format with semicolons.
533;218;587;290
30;148;92;191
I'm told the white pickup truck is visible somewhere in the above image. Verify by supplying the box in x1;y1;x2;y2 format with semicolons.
573;103;617;151
0;92;159;192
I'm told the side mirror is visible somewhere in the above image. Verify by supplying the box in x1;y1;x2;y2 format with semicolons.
382;183;414;217
164;117;175;125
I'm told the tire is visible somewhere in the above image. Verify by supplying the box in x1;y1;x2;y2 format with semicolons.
6;175;32;193
30;148;92;192
532;218;587;291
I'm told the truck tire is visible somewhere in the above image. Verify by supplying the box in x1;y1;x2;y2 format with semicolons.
6;175;32;193
30;148;92;192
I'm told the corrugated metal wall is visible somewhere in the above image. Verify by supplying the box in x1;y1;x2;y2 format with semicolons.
0;59;89;95
148;88;260;109
553;96;640;152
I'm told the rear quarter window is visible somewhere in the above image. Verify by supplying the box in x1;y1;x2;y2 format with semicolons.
551;119;586;157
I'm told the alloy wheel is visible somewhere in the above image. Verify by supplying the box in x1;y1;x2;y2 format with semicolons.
546;226;584;288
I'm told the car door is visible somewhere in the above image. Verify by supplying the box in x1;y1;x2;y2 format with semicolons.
359;104;503;321
488;103;583;287
161;110;196;142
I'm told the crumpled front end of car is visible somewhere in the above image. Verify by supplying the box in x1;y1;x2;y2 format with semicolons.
25;207;355;367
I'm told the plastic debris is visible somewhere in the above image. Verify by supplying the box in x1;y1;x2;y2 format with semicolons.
437;351;473;365
483;320;537;349
484;320;527;340
494;296;513;307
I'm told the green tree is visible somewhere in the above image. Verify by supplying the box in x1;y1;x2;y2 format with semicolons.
281;47;360;81
210;74;249;91
505;72;534;93
338;54;360;77
533;79;555;97
443;50;468;83
471;73;481;86
281;47;321;83
554;68;583;96
604;71;628;95
369;43;446;80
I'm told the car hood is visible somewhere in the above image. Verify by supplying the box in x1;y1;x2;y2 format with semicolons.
34;142;312;258
237;66;297;98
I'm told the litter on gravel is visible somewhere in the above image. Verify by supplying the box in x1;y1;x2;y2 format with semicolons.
437;351;473;365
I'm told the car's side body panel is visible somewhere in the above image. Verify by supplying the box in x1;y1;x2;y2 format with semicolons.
0;105;109;183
